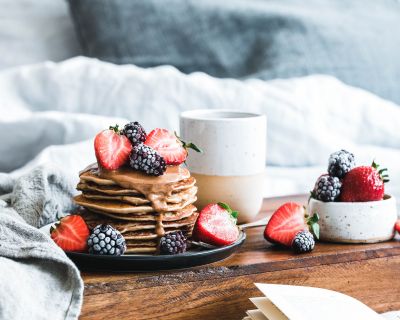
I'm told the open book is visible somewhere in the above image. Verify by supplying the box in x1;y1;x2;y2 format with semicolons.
243;283;399;320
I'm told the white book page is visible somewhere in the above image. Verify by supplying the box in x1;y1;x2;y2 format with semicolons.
382;311;400;320
255;283;384;320
250;297;288;320
247;309;269;320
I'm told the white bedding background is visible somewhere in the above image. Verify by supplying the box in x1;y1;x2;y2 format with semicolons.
1;57;400;204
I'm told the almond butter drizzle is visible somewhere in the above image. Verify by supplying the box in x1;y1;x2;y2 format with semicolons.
80;164;191;238
155;213;165;237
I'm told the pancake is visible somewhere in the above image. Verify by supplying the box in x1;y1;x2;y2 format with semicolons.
123;228;193;242
80;207;198;232
123;227;194;240
74;193;197;216
77;182;142;196
78;176;196;195
81;205;197;222
79;164;196;193
126;247;157;254
78;184;197;205
79;164;118;186
81;192;151;206
126;239;158;246
74;194;154;214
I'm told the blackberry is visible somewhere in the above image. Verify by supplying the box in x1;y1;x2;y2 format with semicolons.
159;231;187;255
313;174;341;202
87;224;126;255
129;144;166;176
292;230;315;253
328;149;355;178
122;121;146;145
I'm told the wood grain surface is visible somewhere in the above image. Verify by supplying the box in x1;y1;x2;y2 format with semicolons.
81;195;400;319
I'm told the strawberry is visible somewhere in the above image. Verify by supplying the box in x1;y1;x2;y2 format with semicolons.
144;128;201;165
194;202;239;246
50;215;90;252
395;220;400;234
264;202;319;247
94;125;132;170
340;161;389;202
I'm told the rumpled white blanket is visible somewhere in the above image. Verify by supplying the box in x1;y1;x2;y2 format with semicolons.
1;56;400;201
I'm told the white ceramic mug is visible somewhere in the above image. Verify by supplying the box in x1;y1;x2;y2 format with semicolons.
180;109;267;223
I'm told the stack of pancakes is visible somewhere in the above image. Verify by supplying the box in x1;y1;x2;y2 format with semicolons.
74;163;198;254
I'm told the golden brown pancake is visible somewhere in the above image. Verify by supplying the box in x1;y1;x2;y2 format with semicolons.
74;193;197;215
81;205;197;223
80;208;198;233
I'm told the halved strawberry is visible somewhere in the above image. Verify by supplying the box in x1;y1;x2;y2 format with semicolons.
50;215;90;252
94;125;132;170
194;202;239;246
264;202;319;247
144;128;201;165
395;220;400;234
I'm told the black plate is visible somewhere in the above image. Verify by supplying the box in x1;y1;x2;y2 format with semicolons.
66;232;246;272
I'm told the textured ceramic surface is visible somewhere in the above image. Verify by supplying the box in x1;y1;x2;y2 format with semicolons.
308;196;397;243
180;109;266;176
180;110;267;223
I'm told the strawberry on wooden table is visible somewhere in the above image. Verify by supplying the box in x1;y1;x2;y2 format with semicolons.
264;202;319;253
340;161;389;202
51;215;90;252
145;128;201;165
194;202;239;246
94;125;132;170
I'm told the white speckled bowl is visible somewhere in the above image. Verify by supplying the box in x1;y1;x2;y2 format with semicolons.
308;195;397;243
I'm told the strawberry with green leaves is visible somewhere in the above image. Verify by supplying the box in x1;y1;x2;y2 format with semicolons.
145;128;201;165
340;161;389;202
194;202;239;246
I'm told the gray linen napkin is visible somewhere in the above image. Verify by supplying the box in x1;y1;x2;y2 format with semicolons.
0;165;83;320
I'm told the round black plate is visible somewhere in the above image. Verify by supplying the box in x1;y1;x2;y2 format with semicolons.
66;232;246;272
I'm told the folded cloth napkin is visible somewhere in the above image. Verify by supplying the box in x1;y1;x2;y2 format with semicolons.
0;165;83;320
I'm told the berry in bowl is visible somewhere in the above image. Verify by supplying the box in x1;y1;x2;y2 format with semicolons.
308;150;397;243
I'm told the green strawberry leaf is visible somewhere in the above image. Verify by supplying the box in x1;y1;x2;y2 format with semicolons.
306;212;320;239
311;223;320;240
109;124;121;133
185;142;202;153
174;131;203;153
217;202;239;223
231;211;239;220
217;202;230;211
372;160;390;183
308;190;316;203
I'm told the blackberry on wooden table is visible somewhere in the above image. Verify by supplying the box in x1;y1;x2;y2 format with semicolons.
292;230;315;253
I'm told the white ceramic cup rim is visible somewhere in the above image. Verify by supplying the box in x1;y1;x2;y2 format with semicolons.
180;109;266;122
